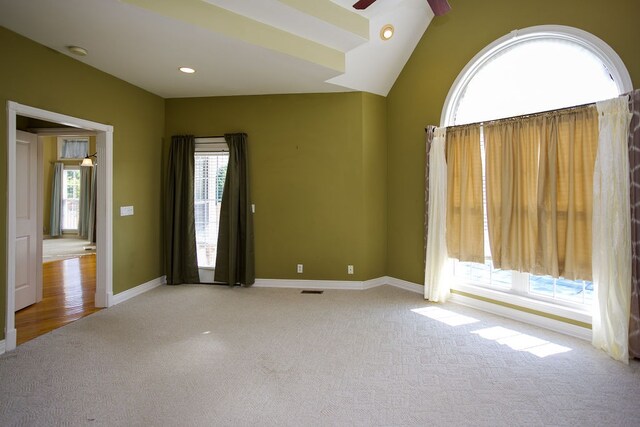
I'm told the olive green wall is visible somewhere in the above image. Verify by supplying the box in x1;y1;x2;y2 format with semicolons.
0;27;165;340
361;93;387;279
165;92;387;281
40;135;96;236
386;0;640;284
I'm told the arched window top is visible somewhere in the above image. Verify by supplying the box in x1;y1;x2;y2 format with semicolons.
441;25;633;126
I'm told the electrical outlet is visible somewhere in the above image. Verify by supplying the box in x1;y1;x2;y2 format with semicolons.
348;265;354;275
297;264;303;274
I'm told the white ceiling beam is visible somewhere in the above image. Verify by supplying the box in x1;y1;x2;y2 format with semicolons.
277;0;369;40
123;0;345;72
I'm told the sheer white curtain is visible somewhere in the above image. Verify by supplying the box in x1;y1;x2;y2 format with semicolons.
592;96;633;363
425;127;450;302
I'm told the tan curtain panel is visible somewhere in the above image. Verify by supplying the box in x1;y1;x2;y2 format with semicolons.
484;106;598;279
537;107;598;280
484;118;541;272
446;125;484;263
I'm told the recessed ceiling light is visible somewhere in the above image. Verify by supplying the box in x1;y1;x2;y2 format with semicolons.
380;24;394;41
179;67;196;74
67;46;88;56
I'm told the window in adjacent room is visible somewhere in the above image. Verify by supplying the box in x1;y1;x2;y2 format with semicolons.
57;136;89;160
194;139;229;269
442;25;632;313
61;167;81;231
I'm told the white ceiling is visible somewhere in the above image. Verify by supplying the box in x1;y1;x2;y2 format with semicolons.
0;0;433;98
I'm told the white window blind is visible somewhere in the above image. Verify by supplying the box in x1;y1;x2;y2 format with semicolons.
194;152;229;268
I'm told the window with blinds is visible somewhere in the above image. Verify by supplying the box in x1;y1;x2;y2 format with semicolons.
194;152;229;268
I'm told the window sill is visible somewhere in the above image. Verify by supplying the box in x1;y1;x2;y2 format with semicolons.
198;267;215;283
450;281;592;327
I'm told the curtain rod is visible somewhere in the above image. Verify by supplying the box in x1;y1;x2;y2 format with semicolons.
195;135;224;139
446;101;597;130
435;92;633;131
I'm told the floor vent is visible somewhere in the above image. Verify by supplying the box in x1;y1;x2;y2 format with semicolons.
301;290;324;294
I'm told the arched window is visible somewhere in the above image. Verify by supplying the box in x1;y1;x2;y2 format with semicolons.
442;25;632;127
441;25;632;317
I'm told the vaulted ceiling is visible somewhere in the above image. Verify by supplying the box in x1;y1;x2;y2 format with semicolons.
0;0;434;98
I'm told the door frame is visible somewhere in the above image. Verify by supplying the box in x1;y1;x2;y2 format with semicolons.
5;101;114;351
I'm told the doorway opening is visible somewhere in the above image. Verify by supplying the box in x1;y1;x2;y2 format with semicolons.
16;127;99;345
5;102;113;351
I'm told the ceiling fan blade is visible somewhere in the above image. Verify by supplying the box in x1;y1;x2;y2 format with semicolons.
353;0;377;10
426;0;451;16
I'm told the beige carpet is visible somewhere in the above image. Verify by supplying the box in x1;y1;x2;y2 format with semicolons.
43;238;95;262
1;284;639;426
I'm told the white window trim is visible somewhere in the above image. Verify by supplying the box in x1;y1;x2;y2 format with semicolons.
440;25;633;127
453;277;592;325
439;25;632;330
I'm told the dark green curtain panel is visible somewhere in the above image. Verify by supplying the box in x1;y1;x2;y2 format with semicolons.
78;166;92;239
50;162;63;237
165;135;200;285
214;133;255;286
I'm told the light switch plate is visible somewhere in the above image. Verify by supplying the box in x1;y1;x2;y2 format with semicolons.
120;206;134;216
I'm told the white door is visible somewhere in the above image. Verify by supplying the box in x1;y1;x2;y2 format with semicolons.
15;130;38;311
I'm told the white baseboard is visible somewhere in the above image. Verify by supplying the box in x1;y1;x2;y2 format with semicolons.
384;276;424;294
363;276;388;289
253;276;422;293
96;291;113;308
112;276;166;306
449;292;592;341
254;278;370;290
3;328;17;353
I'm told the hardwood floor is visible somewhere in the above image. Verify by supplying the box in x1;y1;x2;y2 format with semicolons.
15;254;101;345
